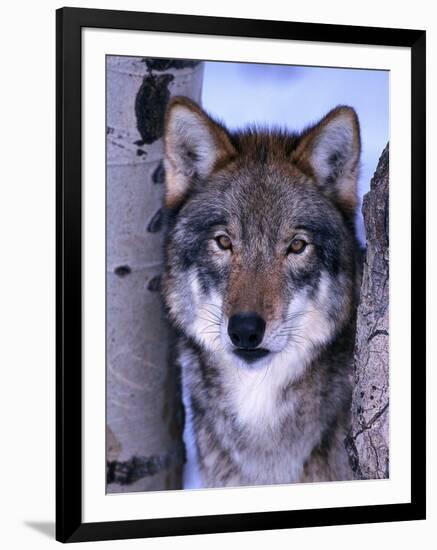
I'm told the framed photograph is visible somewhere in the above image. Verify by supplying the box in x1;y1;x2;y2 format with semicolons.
56;7;426;543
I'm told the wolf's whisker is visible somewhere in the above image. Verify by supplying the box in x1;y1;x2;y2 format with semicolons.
200;309;222;322
199;323;221;331
201;316;222;326
200;306;222;315
197;319;220;328
233;361;242;382
256;361;271;388
275;325;307;338
203;303;222;310
200;330;222;337
202;304;221;316
284;310;316;324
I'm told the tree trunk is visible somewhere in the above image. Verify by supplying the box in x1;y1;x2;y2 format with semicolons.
346;144;390;480
106;57;204;492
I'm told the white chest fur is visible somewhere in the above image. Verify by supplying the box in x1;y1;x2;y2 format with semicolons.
223;344;311;432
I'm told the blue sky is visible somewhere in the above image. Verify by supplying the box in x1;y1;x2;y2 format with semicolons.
201;61;389;243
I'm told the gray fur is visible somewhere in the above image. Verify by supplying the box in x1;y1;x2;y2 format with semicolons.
162;99;361;487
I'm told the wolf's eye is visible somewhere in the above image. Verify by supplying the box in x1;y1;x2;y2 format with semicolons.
288;238;307;255
215;235;232;251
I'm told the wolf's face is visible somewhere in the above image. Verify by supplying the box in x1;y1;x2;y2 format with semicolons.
162;98;360;374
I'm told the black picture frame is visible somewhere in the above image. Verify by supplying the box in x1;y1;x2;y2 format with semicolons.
56;6;426;543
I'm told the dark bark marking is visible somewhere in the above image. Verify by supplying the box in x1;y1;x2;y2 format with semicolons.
114;265;131;277
141;58;200;72
106;444;184;486
152;161;166;184
135;73;174;144
147;208;163;233
147;274;162;292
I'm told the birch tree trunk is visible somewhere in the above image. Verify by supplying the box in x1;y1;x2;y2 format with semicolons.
346;144;390;479
106;57;204;492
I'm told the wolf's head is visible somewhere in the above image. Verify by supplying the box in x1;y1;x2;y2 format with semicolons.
162;97;361;373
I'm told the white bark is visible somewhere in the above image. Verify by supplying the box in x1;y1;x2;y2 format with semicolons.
106;56;204;492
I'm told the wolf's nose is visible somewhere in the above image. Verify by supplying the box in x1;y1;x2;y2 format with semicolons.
228;312;266;349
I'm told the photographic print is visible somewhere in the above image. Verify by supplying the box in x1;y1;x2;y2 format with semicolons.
106;56;389;493
56;7;425;542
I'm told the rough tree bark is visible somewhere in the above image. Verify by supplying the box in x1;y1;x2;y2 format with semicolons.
346;144;390;479
106;57;204;492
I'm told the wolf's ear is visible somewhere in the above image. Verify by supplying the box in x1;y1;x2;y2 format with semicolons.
163;97;236;208
292;106;361;216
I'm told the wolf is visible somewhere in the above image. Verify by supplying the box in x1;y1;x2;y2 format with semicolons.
161;96;362;487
